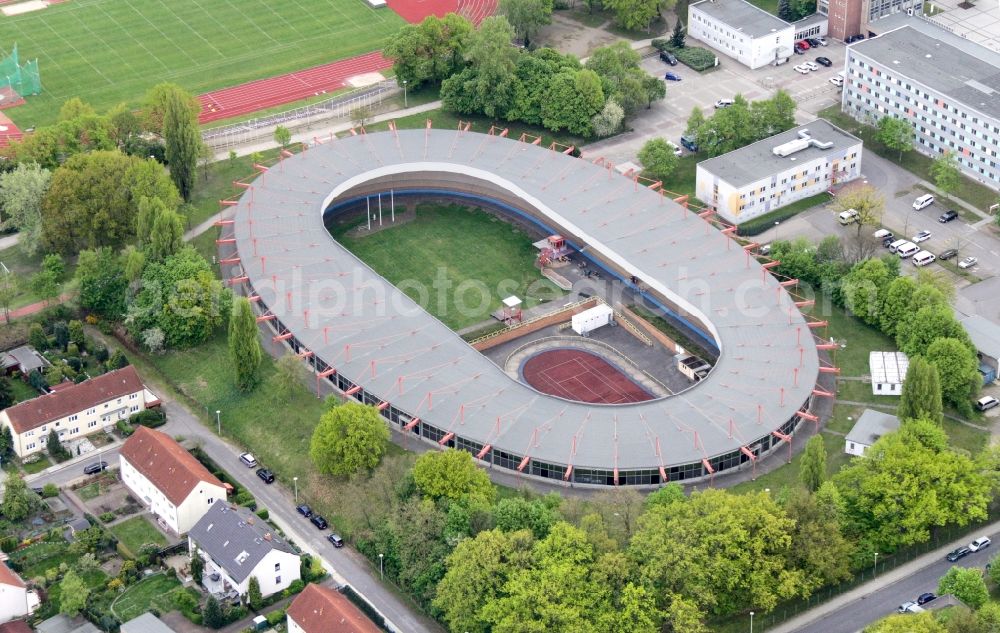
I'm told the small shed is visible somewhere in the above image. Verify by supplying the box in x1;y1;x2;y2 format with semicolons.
869;351;909;396
845;409;900;456
572;304;614;336
0;345;48;377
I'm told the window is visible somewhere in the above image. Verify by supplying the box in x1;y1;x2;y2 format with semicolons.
275;576;281;585
88;420;97;428
207;498;214;505
274;563;281;572
69;415;78;422
26;443;35;450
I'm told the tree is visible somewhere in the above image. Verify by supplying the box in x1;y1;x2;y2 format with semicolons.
31;268;59;305
876;117;915;160
247;575;263;610
494;497;557;538
833;183;885;239
897;356;943;424
76;248;128;321
109;349;129;370
0;425;15;462
67;319;85;349
977;603;1000;632
895;304;970;357
685;106;706;138
938;566;989;609
228;297;262;392
309;402;389;476
1;474;33;520
385;14;473;89
603;0;663;31
638;138;680;182
148;205;185;261
591;99;625;138
540;69;605;136
202;595;225;629
664;594;708;633
0;163;51;255
163;86;201;202
602;582;661;633
925;337;981;412
841;257;895;326
268;353;309;403
879;276;917;336
0;378;12;409
273;125;291;148
777;0;793;20
932;151;962;196
190;549;205;583
29;323;47;351
670;18;686;48
834;420;990;552
107;103;142;150
630;489;804;616
864;613;946;633
799;435;827;492
412;448;496;504
784;487;854;591
142;83;201;137
500;0;553;47
0;270;17;324
48;429;70;461
440;17;520;120
58;570;90;616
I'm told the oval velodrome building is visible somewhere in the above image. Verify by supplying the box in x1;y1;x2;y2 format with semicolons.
225;127;824;488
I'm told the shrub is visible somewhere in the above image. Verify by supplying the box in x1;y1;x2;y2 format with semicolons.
129;409;165;428
0;536;17;553
116;420;134;437
256;509;269;520
651;38;670;51
674;46;716;71
234;490;255;507
41;483;59;498
265;609;286;626
282;579;305;598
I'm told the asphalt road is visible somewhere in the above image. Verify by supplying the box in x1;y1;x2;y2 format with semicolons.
791;531;998;633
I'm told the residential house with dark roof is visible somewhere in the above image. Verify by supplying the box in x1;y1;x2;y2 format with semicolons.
120;427;226;535
287;583;382;633
188;501;301;600
0;366;160;458
0;564;38;624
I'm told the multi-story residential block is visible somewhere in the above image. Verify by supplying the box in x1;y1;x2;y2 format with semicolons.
286;584;381;633
0;366;160;458
688;0;794;69
0;565;39;624
189;501;301;601
695;119;863;224
842;17;1000;191
119;427;227;535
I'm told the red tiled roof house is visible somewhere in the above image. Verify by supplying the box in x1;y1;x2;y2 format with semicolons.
0;564;39;624
119;427;226;535
0;366;160;459
286;584;382;633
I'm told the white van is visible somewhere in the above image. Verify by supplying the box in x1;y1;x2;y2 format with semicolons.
912;251;936;266
872;228;893;239
897;242;920;258
912;194;935;210
888;239;908;253
838;209;859;225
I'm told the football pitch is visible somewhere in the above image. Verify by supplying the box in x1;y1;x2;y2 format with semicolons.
0;0;405;127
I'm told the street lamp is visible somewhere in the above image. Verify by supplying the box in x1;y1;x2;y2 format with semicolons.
402;80;408;108
773;221;780;243
750;611;755;633
874;552;879;577
293;477;298;504
378;553;384;580
215;410;221;435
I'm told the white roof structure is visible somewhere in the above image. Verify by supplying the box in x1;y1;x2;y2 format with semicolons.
226;129;822;486
869;351;909;386
845;409;900;448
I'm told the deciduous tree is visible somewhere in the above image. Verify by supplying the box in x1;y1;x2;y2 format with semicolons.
638;137;679;182
0;377;12;409
500;0;553;47
385;14;473;89
0;474;33;520
799;435;827;492
833;183;885;239
591;100;625;138
938;566;988;609
784;487;854;590
878;276;917;336
268;353;309;404
876;117;915;160
228;297;262;392
148;205;185;261
58;570;90;616
603;0;664;31
494;497;557;538
895;304;970;357
412;448;496;504
897;356;943;424
931;151;962;196
925;337;981;412
163;86;201;202
0;163;51;255
309;402;389;476
841;257;895;326
142;83;201;136
864;613;945;633
664;593;708;633
0;270;16;324
273;125;291;148
540;69;605;136
76;248;128;321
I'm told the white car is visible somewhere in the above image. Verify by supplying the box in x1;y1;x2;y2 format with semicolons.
714;98;734;108
970;536;992;552
817;37;828;46
912;230;932;243
802;61;819;71
793;65;810;74
897;601;925;614
958;256;978;269
666;140;682;157
829;76;844;87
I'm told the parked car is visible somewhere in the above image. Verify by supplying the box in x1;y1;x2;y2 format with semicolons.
897;601;924;614
793;65;810;74
846;34;866;43
815;56;833;67
239;452;257;468
882;235;896;248
938;209;959;222
327;533;345;548
659;50;678;65
802;61;819;71
680;135;698;152
296;504;312;518
256;468;275;484
664;72;682;81
977;396;1000;411
666;140;682;157
797;39;811;50
947;546;972;562
714;98;734;108
816;37;828;46
938;248;958;260
829;76;844;87
806;38;823;47
83;461;108;475
310;514;329;530
912;193;935;210
969;536;992;552
912;230;932;243
958;256;979;269
794;44;805;55
917;593;937;605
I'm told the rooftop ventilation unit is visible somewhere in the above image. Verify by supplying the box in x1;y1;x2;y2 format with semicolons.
771;129;834;157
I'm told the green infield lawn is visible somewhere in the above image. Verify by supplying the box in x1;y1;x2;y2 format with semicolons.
0;0;404;126
328;202;566;330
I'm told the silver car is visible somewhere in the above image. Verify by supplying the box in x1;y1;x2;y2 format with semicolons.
958;256;979;269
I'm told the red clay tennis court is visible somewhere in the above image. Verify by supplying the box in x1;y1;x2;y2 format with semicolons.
522;349;653;404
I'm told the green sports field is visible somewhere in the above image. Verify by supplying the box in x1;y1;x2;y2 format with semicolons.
0;0;404;127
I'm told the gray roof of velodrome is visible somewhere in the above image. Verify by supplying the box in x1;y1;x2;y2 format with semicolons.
230;129;819;471
850;20;1000;121
689;0;791;38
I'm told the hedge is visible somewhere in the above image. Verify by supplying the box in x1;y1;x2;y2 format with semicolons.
129;409;166;428
735;192;832;236
650;39;718;72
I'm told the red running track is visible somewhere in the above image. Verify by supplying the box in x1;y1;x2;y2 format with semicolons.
197;51;392;124
521;349;654;405
386;0;496;25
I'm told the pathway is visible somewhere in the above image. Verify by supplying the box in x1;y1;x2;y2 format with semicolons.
835;398;992;432
5;292;74;321
0;232;20;250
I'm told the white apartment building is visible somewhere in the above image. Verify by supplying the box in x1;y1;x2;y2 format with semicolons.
696;119;863;224
688;0;794;69
843;17;1000;191
189;502;301;601
0;366;160;458
0;564;39;624
119;427;226;535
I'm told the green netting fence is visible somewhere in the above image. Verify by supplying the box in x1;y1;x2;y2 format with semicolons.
0;45;41;98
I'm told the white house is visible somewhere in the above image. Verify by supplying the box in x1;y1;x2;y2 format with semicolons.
688;0;794;69
189;501;301;601
119;426;226;535
0;564;39;625
869;351;909;396
286;583;382;633
845;409;900;455
696;119;863;224
0;366;160;458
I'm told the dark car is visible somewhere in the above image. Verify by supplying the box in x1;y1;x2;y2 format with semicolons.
882;235;896;248
680;135;698;152
846;34;866;43
794;44;805;55
947;546;971;562
31;487;44;495
664;72;682;81
310;514;329;530
816;56;833;67
917;592;937;605
327;533;345;548
296;504;312;518
256;468;275;484
806;38;823;47
83;461;108;475
659;50;678;65
938;248;958;260
938;210;959;223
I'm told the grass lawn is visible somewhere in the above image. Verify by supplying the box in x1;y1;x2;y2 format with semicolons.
12;540;74;579
328;202;565;330
835;379;900;406
731;430;851;494
21;455;52;475
655;155;699;200
826;403;866;435
736;193;833;237
807;304;896;378
109;516;167;555
10;378;40;404
0;0;404;127
75;481;105;501
187;147;284;229
943;417;989;455
111;573;185;622
0;243;76;311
